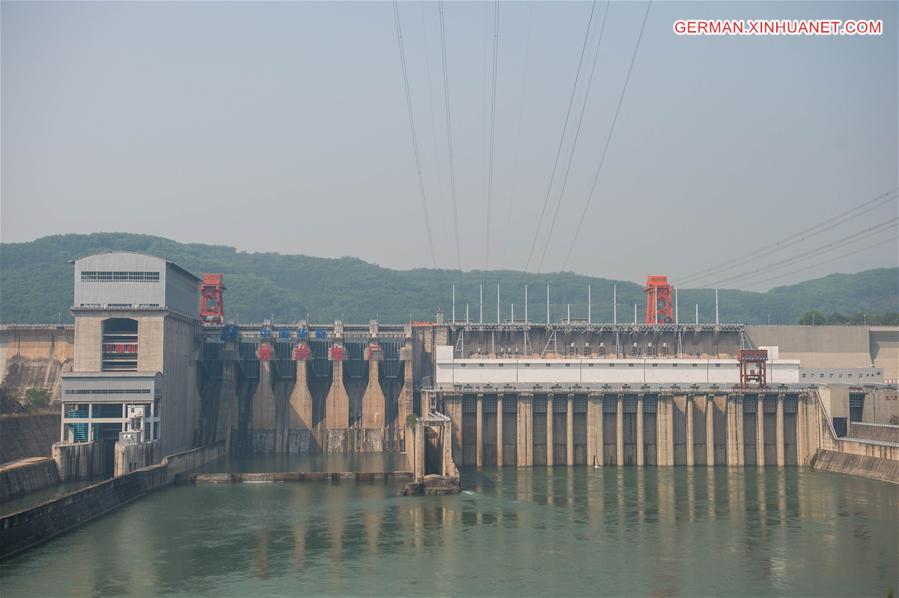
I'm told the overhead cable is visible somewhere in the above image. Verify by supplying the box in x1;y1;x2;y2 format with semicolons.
392;0;438;267
747;235;898;289
559;0;654;271
675;188;898;286
522;0;599;272
438;0;462;272
536;1;611;273
485;0;500;270
712;217;898;286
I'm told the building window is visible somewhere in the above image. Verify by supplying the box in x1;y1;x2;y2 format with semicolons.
81;271;160;282
102;318;138;371
65;388;151;395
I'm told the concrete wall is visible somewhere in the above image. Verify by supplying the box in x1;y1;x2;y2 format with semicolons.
0;457;60;502
114;441;160;477
848;422;899;444
52;442;106;482
160;315;202;456
870;327;899;382
438;353;801;386
0;414;58;463
745;325;872;368
0;442;226;559
813;449;899;484
0;464;169;559
0;325;74;401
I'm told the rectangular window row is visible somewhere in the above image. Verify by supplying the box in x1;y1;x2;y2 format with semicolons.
65;388;152;395
81;271;160;282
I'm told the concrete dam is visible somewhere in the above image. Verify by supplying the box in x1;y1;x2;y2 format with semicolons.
2;250;899;564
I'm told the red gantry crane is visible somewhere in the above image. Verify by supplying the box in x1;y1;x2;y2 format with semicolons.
200;274;226;326
644;275;674;325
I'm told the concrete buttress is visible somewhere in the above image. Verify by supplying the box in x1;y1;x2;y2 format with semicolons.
288;360;314;454
517;393;533;467
251;360;277;453
362;356;386;429
325;360;349;431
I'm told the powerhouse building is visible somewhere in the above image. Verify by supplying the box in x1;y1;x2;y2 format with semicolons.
59;252;202;473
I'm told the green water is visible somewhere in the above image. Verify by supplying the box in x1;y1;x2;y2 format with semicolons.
2;467;896;597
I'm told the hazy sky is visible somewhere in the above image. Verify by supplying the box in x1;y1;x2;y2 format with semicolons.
2;1;897;289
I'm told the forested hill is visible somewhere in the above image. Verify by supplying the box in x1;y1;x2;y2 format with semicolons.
1;233;896;325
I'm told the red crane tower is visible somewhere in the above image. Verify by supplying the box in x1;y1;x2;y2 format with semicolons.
199;274;226;325
644;275;674;325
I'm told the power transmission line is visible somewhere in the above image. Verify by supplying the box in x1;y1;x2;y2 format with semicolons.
675;188;898;286
503;0;535;229
536;1;610;273
485;0;500;271
437;0;462;273
522;0;599;272
746;235;898;289
559;0;654;272
392;0;437;268
713;217;898;287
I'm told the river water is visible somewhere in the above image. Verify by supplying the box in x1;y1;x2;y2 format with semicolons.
2;460;897;596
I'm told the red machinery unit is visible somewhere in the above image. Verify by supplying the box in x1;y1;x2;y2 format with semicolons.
330;345;345;361
738;349;768;388
644;275;674;325
257;344;274;361
200;274;226;326
292;345;309;361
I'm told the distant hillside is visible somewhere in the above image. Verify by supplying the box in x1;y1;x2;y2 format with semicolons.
0;233;896;325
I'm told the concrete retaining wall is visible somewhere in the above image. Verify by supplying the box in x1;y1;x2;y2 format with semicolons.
114;441;160;477
0;325;74;401
869;327;899;382
190;471;412;484
848;422;899;444
745;325;872;368
52;442;105;482
0;414;58;463
812;449;899;484
0;458;60;502
0;465;168;559
0;442;226;559
161;443;227;481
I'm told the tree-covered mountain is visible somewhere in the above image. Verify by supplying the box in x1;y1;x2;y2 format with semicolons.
1;233;896;325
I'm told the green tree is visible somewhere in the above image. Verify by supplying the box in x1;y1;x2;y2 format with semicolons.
23;387;51;412
0;384;25;415
799;310;827;325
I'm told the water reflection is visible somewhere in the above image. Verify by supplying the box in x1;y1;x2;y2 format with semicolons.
2;468;897;597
